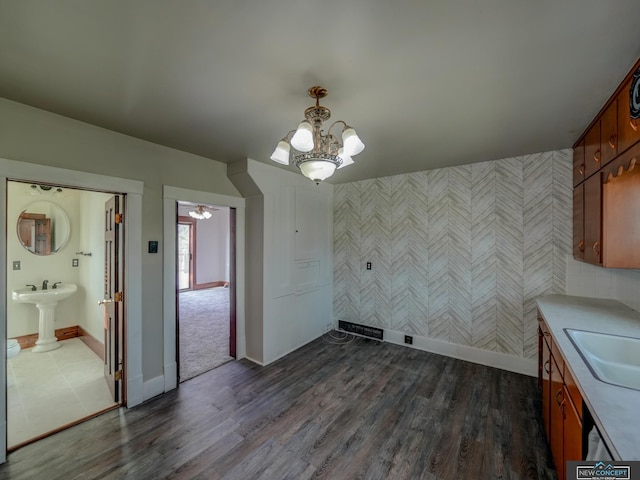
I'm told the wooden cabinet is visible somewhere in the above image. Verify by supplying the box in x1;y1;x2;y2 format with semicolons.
573;140;585;187
573;184;584;259
600;102;618;166
583;175;602;265
618;78;640;154
538;314;583;480
584;123;602;178
572;57;640;268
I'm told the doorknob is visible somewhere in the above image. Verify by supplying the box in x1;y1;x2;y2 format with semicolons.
98;299;114;306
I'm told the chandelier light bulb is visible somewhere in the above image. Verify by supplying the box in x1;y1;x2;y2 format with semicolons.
188;206;212;220
337;148;354;169
342;128;365;156
270;140;290;165
290;121;314;152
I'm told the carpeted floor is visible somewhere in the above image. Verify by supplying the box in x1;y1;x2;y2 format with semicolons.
178;287;233;382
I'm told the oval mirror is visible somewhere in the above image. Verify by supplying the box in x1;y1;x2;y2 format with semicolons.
16;201;71;255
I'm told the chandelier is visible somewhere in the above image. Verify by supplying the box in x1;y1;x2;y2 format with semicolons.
270;86;365;184
188;205;212;220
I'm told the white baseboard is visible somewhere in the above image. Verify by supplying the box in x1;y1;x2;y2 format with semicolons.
126;373;144;408
338;326;537;377
143;375;166;402
164;361;177;392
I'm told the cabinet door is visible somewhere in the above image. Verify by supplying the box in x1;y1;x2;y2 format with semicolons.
551;355;565;480
541;334;552;442
602;150;640;267
573;140;585;187
584;122;602;178
600;102;618;166
563;385;583;464
618;77;640;154
573;184;585;260
584;174;602;265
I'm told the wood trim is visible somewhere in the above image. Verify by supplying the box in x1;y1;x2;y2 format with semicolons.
178;216;197;291
193;280;228;290
7;403;119;453
78;326;105;361
13;325;79;349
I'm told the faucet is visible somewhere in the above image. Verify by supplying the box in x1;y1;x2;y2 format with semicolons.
52;282;62;289
26;284;37;291
42;280;49;290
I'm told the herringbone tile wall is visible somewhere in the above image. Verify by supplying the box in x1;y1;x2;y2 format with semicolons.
334;150;572;359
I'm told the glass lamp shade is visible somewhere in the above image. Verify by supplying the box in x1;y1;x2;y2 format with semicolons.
337;148;354;169
189;207;212;220
270;141;290;165
342;128;365;156
298;160;337;183
290;121;314;152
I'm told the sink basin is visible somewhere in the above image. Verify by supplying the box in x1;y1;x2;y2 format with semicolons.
11;283;77;352
565;328;640;391
12;283;77;305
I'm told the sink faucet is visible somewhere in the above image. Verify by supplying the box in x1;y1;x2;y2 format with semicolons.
42;280;48;290
26;284;37;291
52;282;62;289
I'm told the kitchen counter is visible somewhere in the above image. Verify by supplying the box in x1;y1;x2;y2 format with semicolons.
536;295;640;461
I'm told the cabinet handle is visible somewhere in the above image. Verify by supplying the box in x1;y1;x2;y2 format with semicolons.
560;399;567;419
579;164;585;175
555;389;563;406
578;241;585;253
609;134;617;150
631;119;638;132
594;149;601;163
543;360;550;374
593;241;600;256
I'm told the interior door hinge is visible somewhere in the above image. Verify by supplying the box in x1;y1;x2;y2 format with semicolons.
115;213;124;224
114;291;124;302
114;370;123;381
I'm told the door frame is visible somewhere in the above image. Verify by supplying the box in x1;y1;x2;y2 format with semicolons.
162;186;246;391
177;216;196;291
0;157;144;464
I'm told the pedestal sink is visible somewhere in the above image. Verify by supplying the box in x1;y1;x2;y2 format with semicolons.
12;284;77;352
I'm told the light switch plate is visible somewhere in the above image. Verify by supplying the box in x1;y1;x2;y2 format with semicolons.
72;259;79;267
12;261;20;271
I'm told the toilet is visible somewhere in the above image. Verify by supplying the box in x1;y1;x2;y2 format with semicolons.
7;339;21;386
7;339;20;359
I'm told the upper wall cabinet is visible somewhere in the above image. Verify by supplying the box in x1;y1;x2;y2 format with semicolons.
573;57;640;268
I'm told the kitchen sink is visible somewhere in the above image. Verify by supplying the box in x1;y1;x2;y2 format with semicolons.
565;328;640;391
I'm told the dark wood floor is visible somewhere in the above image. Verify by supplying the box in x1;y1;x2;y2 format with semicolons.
1;332;557;479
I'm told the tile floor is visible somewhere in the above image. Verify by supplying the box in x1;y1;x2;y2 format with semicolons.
7;338;117;448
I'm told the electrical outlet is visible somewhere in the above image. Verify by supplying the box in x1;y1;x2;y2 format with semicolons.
366;262;372;270
12;261;21;271
404;335;413;345
72;259;79;267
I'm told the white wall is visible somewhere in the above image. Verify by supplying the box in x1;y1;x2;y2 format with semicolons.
565;255;640;312
0;98;241;381
195;209;229;284
6;182;81;337
229;159;333;365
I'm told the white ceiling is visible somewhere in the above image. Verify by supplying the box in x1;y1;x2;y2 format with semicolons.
1;1;640;184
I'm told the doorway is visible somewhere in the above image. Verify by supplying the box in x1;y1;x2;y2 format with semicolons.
176;202;235;382
5;180;124;450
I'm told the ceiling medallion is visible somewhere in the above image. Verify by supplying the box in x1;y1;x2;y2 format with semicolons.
270;86;365;184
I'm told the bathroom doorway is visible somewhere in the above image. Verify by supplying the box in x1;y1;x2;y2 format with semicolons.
176;201;236;382
5;180;124;450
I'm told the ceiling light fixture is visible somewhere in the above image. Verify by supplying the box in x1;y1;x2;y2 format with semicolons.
188;205;212;220
271;86;364;184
